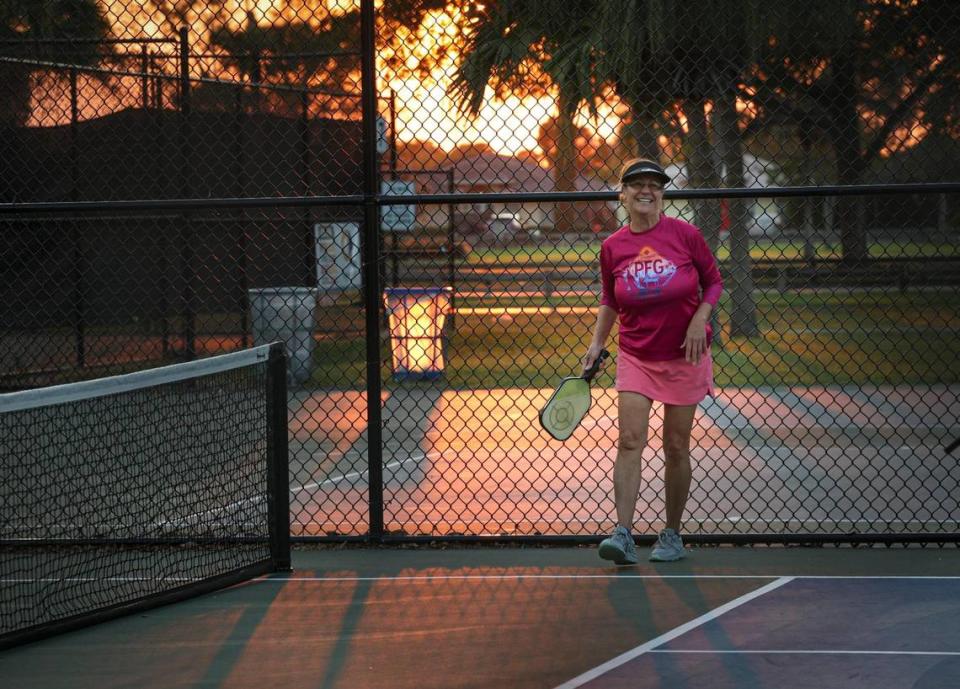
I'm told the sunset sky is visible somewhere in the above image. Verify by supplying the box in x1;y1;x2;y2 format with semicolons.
23;0;931;162
24;0;618;158
375;4;621;154
387;78;624;155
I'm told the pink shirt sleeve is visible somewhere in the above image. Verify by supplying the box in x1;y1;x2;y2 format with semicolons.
599;240;618;310
690;228;723;306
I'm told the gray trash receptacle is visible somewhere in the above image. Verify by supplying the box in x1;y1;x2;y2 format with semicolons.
248;287;317;386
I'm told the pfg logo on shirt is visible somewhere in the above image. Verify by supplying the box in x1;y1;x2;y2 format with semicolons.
623;246;677;297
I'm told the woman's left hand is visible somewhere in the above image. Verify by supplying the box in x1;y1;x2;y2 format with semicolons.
682;316;708;365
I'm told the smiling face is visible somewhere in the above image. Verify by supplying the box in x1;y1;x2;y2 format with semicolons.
620;174;665;228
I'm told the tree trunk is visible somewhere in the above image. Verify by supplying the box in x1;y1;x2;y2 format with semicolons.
715;92;758;338
686;97;722;251
553;96;578;234
799;122;817;264
938;194;948;236
824;196;836;241
828;25;868;263
624;104;660;159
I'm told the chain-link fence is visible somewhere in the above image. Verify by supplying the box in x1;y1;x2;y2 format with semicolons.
2;1;958;544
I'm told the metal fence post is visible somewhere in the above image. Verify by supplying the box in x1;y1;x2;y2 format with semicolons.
447;168;456;317
360;0;384;541
178;26;196;360
301;88;314;289
69;67;85;370
139;44;149;109
235;87;249;349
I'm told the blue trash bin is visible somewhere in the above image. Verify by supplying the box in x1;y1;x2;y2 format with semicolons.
383;287;453;380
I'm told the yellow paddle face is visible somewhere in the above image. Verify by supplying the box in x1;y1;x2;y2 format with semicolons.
539;377;591;441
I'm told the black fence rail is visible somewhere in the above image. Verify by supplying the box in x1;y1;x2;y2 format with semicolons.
386;254;960;293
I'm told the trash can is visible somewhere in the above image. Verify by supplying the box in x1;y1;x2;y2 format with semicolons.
248;287;317;386
383;287;453;380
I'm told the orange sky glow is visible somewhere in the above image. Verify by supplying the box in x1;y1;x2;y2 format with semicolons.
36;0;582;156
25;0;932;161
380;5;621;156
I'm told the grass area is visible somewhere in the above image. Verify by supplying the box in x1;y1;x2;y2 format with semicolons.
720;290;960;386
468;242;597;265
466;239;960;266
309;289;960;389
717;239;960;262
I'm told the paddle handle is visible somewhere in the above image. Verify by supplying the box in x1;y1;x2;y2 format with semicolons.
583;349;609;382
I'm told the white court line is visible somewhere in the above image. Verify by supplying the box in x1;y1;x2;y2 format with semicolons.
648;649;960;656
260;574;960;583
173;449;432;522
20;451;431;530
8;573;960;584
764;575;960;580
149;452;435;526
290;452;435;494
2;575;773;584
551;576;795;689
265;574;781;582
378;518;958;525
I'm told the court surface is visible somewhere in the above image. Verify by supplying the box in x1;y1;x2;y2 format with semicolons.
2;546;958;689
289;384;960;536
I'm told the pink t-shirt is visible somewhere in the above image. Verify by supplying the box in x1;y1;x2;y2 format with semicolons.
600;216;723;361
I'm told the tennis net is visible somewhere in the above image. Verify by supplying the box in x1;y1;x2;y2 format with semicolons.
0;344;290;649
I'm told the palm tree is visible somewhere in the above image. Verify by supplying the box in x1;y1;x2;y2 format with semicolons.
451;1;603;233
450;0;765;335
598;0;771;336
0;0;111;126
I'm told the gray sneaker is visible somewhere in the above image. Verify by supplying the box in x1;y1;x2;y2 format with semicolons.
598;525;639;565
649;528;687;562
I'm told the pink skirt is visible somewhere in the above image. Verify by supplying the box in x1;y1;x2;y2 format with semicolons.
615;348;714;405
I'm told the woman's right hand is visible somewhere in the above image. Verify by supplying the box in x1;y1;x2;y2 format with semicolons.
581;344;606;377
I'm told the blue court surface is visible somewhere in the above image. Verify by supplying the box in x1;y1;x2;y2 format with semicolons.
1;546;958;689
560;576;960;689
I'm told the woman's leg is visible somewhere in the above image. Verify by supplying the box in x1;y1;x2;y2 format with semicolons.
662;403;697;532
614;392;653;528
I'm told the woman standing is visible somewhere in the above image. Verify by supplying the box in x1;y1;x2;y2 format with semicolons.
584;158;723;563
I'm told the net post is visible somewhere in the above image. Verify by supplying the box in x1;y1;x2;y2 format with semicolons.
266;342;292;571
